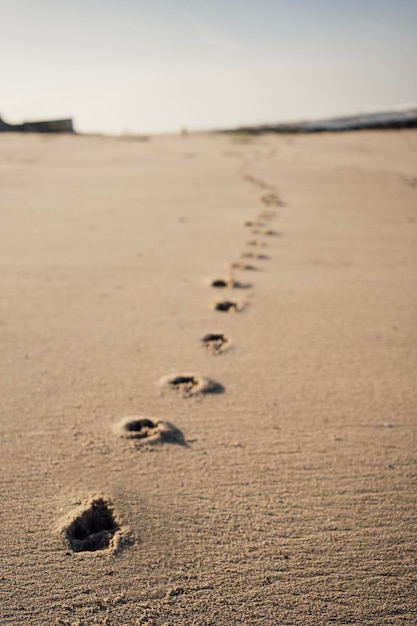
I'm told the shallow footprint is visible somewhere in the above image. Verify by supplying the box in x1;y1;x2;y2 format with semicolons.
260;192;283;206
116;416;185;445
159;373;224;397
257;210;277;221
59;497;122;553
251;228;280;236
246;239;267;247
244;220;265;228
241;251;269;260
201;332;231;355
230;261;258;271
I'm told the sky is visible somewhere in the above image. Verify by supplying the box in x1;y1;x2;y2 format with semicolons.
1;0;416;134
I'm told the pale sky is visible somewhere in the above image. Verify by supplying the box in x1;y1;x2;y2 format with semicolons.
1;0;416;134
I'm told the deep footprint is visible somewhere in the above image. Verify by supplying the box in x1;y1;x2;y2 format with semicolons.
159;373;224;397
201;333;230;354
210;278;247;289
211;278;230;288
122;417;158;439
61;497;121;553
214;300;243;312
116;416;185;445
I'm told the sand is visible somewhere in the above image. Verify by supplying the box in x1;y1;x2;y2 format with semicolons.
1;130;416;625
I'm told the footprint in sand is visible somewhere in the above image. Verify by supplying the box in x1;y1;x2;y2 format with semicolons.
159;373;224;397
59;497;123;553
243;174;272;191
210;277;249;289
246;239;267;247
213;300;244;313
201;333;231;355
244;219;266;228
257;209;277;221
241;251;269;260
116;416;186;445
230;261;259;271
250;228;280;237
260;192;283;207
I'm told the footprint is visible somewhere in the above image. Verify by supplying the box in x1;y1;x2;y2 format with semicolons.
116;417;185;445
213;300;244;313
211;278;231;288
159;373;224;397
243;174;272;190
250;228;280;237
244;220;265;228
210;277;248;289
60;497;122;553
260;192;283;206
246;239;267;247
201;333;231;355
230;261;258;271
257;209;277;221
241;252;269;260
404;176;417;190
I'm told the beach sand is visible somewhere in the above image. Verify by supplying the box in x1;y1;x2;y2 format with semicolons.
1;130;416;625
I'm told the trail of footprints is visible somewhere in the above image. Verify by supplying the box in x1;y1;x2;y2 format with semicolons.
60;176;283;554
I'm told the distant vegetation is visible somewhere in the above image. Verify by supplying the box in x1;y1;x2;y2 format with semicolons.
219;107;417;135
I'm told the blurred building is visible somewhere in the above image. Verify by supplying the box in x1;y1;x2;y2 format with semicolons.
0;115;74;133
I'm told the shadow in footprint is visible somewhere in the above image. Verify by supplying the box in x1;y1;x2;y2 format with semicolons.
213;300;244;313
211;278;230;288
117;416;186;446
61;498;121;553
201;333;231;355
210;278;249;289
159;373;225;397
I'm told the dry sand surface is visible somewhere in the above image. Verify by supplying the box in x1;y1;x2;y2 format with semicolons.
1;130;416;625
